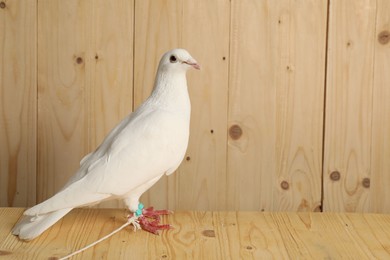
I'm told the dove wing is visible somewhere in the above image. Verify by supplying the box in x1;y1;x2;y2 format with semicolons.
24;105;188;216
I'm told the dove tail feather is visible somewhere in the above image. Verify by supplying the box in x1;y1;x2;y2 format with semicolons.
24;191;110;216
12;208;72;241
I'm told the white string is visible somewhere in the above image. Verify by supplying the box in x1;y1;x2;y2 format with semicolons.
59;215;140;260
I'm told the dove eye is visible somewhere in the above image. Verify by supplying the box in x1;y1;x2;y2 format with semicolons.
169;55;177;63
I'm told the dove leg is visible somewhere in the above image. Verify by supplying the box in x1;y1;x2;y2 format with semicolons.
123;198;173;234
122;175;173;234
123;196;140;213
123;197;172;234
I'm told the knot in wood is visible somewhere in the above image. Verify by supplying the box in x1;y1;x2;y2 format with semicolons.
229;124;242;140
378;31;390;45
202;229;215;237
330;171;340;181
280;181;289;190
76;57;83;64
362;177;370;188
0;251;12;256
0;2;6;9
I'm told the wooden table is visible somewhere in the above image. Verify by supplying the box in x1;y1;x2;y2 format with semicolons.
1;208;390;259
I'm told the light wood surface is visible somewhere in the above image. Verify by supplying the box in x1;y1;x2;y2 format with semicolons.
1;208;390;259
228;0;327;211
0;0;37;207
370;0;390;213
323;0;390;212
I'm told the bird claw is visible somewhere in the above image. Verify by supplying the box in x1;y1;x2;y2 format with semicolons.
139;207;173;235
142;207;173;220
139;216;172;235
127;206;173;234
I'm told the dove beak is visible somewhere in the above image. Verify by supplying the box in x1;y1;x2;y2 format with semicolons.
183;59;201;70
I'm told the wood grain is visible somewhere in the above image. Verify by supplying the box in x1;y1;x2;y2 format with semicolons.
1;208;390;259
88;0;134;151
37;0;92;201
0;0;36;207
37;0;134;205
228;0;327;211
370;0;390;213
323;0;377;212
134;0;230;210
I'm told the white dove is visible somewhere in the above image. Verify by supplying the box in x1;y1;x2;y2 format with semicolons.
12;48;200;240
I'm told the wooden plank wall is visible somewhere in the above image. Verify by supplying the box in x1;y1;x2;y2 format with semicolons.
0;0;37;207
1;0;390;213
323;0;390;213
228;0;327;211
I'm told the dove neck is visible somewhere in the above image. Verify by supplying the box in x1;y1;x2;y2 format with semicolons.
150;72;190;115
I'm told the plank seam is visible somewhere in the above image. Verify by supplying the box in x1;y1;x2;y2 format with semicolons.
368;0;379;207
321;0;331;212
35;0;39;206
225;0;232;210
132;0;136;112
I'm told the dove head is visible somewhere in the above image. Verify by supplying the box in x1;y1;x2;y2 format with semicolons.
158;49;200;73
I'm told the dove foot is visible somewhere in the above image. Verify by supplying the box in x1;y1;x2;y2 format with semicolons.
139;207;173;235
